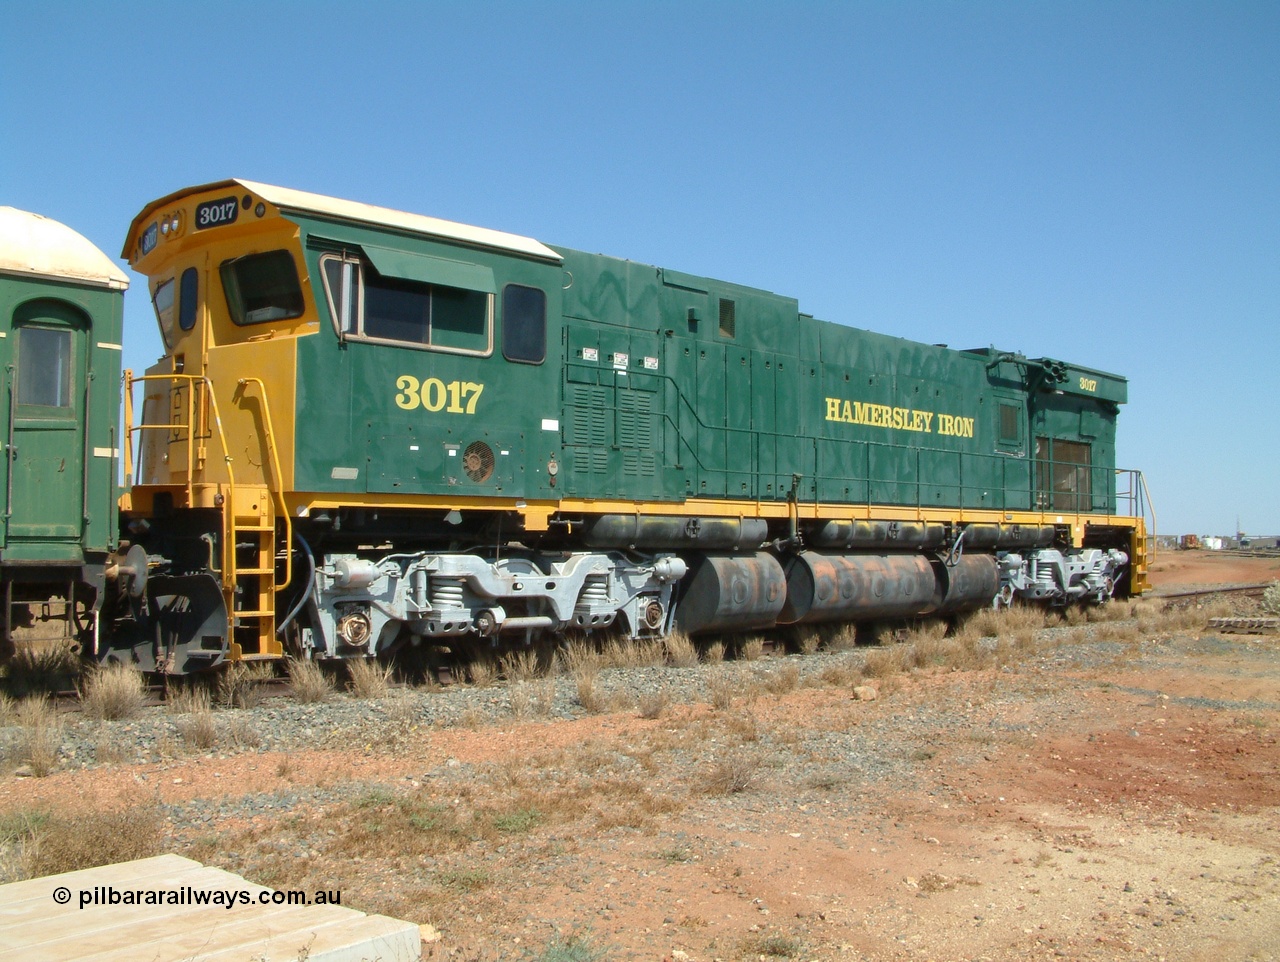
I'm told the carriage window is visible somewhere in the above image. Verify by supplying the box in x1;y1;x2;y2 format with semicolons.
221;250;305;325
152;277;175;347
502;284;546;363
178;267;199;332
17;327;72;408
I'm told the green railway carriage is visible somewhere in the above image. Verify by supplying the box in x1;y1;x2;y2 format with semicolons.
111;180;1149;673
0;207;127;660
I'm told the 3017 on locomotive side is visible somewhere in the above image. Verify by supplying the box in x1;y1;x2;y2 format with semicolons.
109;180;1149;673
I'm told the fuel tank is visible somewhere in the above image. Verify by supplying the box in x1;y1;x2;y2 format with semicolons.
960;524;1055;549
932;554;1000;612
778;552;938;625
806;520;946;550
674;552;787;634
583;515;769;551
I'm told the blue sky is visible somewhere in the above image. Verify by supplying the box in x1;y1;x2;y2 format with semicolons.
3;1;1276;536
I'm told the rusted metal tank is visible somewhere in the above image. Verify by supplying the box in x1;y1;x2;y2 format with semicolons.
583;515;769;551
806;520;946;550
778;552;938;625
932;554;999;612
674;552;787;634
961;524;1055;549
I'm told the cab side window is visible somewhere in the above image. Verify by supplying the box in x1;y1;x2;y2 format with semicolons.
502;284;546;364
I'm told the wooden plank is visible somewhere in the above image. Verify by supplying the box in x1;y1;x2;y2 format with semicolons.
0;855;420;962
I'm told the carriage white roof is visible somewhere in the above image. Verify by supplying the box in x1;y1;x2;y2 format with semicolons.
0;206;129;290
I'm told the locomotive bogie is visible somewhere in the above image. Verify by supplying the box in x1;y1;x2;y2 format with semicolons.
304;548;687;659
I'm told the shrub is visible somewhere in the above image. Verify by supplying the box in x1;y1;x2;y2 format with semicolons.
5;642;80;697
701;749;761;795
176;707;218;752
706;667;740;710
217;662;274;708
347;659;392;699
637;689;670;719
80;664;147;721
1262;581;1280;616
14;698;61;776
20;805;162;879
663;631;699;667
287;658;334;703
467;658;497;688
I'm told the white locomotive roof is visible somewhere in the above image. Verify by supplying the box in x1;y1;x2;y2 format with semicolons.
239;180;562;263
130;179;562;264
0;206;129;290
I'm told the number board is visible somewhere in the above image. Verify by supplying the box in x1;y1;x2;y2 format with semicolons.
195;196;240;231
140;222;159;255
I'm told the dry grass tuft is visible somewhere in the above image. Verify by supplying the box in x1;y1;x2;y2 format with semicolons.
574;669;609;714
738;933;804;959
165;684;212;715
738;636;766;661
217;662;275;708
758;662;800;695
637;688;670;720
74;665;143;726
706;666;743;710
79;664;147;721
862;644;910;679
701;749;762;795
347;659;392;699
466;658;497;688
176;705;218;752
14;698;61;776
556;640;602;676
701;641;726;664
14;805;162;880
815;657;861;688
1263;581;1280;616
663;631;699;667
5;642;81;697
600;637;665;669
287;658;334;704
501;649;544;682
795;629;821;655
510;679;556;719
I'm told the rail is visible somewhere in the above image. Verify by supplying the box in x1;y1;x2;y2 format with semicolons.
122;370;239;581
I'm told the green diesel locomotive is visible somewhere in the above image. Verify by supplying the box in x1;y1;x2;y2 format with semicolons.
108;180;1149;673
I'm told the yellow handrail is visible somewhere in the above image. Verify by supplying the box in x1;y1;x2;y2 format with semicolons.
233;377;293;593
123;370;239;582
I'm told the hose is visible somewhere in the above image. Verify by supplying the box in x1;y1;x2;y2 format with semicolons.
276;534;316;637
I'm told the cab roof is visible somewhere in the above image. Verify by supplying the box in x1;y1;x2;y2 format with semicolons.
0;206;129;290
124;179;562;264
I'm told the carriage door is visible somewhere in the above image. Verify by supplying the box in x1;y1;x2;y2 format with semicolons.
5;302;87;552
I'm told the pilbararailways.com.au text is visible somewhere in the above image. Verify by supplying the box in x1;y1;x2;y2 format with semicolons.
62;885;342;910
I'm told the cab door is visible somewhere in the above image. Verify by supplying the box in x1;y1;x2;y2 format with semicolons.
5;301;87;555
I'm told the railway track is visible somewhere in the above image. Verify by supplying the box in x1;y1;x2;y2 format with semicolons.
1151;583;1271;600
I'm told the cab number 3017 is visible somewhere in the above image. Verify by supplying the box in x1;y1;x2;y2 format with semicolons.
395;376;485;414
